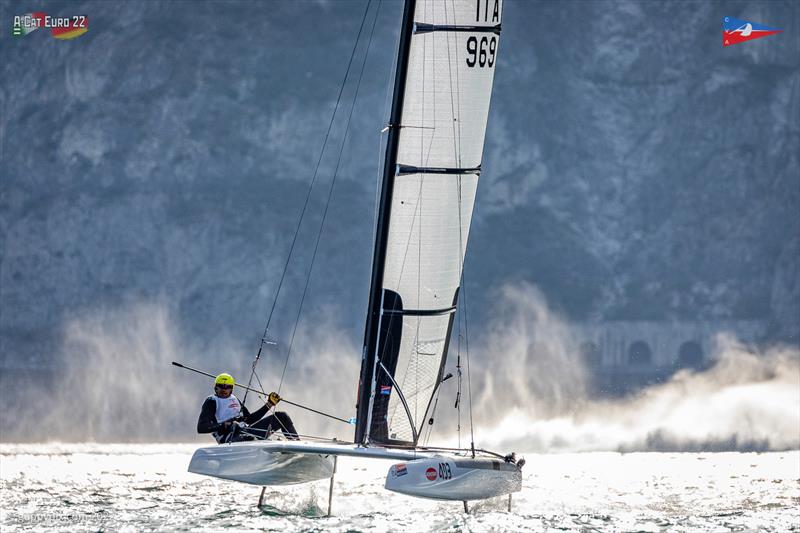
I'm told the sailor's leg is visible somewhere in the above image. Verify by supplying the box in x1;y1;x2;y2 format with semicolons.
248;417;274;439
273;411;299;440
249;413;298;440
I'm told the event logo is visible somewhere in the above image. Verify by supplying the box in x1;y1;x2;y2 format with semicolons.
12;12;88;40
723;16;782;46
425;467;437;481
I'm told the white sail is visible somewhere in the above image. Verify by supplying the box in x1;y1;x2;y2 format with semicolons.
357;0;502;446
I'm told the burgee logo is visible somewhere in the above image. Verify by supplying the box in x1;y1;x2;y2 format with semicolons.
12;12;88;40
723;16;782;46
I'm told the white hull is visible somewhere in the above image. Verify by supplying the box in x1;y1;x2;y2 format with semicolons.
188;441;335;485
188;440;430;486
385;457;522;501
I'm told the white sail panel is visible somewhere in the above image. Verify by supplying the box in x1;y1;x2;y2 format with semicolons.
397;13;499;168
383;173;477;310
384;313;452;441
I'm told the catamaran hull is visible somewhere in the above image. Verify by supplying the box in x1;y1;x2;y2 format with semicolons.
188;442;334;485
385;457;522;501
188;441;522;501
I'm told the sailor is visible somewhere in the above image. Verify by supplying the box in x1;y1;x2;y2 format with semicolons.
197;373;299;443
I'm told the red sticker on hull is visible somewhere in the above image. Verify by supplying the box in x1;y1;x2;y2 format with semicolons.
425;467;437;481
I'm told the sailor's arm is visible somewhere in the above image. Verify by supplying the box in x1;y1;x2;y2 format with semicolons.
243;392;281;424
243;402;267;424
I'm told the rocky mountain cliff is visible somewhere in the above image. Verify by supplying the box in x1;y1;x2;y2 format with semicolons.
2;0;798;376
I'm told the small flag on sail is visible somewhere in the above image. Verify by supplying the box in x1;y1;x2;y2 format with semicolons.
380;385;392;396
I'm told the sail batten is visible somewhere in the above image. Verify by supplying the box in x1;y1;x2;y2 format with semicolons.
397;165;481;175
414;23;501;35
384;306;456;317
357;0;502;447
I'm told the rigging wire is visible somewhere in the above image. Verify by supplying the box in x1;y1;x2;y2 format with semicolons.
442;0;463;453
252;370;292;437
456;331;462;449
243;0;375;404
413;0;427;439
278;0;381;392
462;266;476;457
423;393;439;446
371;0;393;301
443;0;475;457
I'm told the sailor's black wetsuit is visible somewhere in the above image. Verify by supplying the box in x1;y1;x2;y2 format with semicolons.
197;395;298;443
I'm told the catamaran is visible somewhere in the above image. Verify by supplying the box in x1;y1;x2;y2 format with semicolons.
187;0;522;509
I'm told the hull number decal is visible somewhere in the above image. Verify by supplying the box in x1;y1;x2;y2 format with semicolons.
438;462;452;480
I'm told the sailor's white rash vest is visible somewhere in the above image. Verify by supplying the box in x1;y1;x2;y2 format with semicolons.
211;394;242;442
214;394;242;423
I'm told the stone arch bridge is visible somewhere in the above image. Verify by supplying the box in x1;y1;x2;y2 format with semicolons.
571;320;767;394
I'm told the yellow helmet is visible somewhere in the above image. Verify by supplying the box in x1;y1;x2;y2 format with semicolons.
214;373;235;387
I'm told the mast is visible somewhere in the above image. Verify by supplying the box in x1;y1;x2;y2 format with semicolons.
356;0;417;446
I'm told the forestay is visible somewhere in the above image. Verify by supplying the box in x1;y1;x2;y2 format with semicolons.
357;0;502;447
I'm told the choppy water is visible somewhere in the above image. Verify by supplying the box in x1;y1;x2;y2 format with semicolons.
1;444;798;532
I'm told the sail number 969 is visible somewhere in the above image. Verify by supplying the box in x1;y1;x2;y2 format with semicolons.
466;36;496;68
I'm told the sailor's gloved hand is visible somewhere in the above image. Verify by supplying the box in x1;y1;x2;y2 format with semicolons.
268;392;281;406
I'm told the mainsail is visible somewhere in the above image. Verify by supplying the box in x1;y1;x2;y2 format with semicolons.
356;0;502;446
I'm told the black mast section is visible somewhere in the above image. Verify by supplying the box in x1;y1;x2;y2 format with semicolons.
355;0;417;445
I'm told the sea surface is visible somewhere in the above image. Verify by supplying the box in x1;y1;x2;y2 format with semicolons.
0;444;798;532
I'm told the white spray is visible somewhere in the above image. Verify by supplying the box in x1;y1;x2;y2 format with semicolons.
443;283;800;453
5;287;798;451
